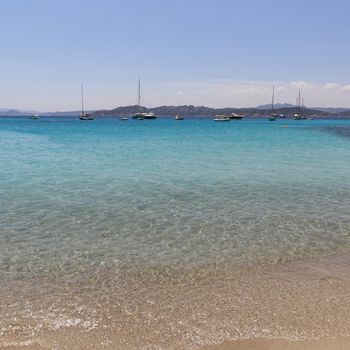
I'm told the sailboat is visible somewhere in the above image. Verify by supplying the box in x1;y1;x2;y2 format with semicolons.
229;112;244;120
268;85;277;121
28;114;40;120
293;91;302;120
131;78;157;120
79;84;94;120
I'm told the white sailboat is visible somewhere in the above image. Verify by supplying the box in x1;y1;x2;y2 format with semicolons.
131;77;156;120
293;91;302;120
79;84;94;120
268;85;277;121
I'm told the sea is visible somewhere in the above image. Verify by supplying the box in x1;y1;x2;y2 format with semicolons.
0;117;350;349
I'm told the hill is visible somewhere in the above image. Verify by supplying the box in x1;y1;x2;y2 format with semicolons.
255;103;295;110
93;105;338;118
0;108;39;116
1;105;350;118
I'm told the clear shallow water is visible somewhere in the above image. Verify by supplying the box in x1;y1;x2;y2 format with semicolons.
0;117;350;280
1;117;350;348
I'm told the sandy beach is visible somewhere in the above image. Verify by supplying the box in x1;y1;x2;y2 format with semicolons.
1;253;350;349
3;336;350;350
202;337;350;350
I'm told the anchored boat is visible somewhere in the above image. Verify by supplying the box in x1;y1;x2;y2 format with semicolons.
131;78;157;120
229;113;243;120
268;85;277;121
214;115;231;122
79;84;94;120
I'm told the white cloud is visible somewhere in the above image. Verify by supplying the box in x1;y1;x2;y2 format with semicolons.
158;79;350;108
323;83;341;90
291;81;309;88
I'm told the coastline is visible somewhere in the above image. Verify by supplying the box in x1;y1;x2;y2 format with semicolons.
1;252;350;349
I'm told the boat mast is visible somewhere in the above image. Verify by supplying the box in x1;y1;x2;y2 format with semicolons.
81;83;85;116
298;90;301;116
138;77;141;113
271;85;275;116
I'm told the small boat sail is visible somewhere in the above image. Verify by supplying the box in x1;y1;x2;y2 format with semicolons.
174;115;184;120
79;84;94;120
268;85;277;121
214;115;231;122
28;114;39;120
131;78;157;120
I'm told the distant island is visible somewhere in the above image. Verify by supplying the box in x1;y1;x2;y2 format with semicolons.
2;105;350;118
93;104;350;118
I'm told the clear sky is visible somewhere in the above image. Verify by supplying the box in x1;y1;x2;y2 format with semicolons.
1;0;350;111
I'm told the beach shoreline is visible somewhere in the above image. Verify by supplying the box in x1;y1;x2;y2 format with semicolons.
1;252;350;349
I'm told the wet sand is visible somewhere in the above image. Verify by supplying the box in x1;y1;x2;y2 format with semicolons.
202;337;350;350
3;336;350;350
1;253;350;349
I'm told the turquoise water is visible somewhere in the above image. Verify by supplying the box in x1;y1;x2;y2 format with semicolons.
0;117;350;281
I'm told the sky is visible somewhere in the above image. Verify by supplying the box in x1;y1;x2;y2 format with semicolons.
1;0;350;111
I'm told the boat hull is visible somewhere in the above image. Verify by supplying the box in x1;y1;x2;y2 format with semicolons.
229;116;243;120
132;113;157;119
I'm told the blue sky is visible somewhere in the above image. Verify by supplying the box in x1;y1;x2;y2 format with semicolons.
1;0;350;110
